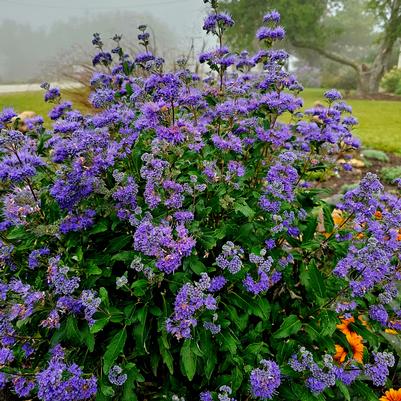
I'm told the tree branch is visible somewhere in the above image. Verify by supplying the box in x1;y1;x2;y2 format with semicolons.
291;39;361;72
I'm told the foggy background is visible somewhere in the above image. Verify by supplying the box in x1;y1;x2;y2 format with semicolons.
0;0;209;83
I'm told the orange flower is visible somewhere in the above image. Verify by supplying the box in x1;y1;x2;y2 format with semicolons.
336;317;355;336
332;209;345;226
375;210;383;219
380;388;401;401
334;345;347;363
346;332;364;363
358;315;368;326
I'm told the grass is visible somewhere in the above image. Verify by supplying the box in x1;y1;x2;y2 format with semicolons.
0;91;54;122
1;87;401;154
0;89;90;124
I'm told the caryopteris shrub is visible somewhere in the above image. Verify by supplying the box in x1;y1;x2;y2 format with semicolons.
1;1;401;400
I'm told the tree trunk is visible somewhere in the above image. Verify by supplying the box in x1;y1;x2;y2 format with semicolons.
356;65;384;95
356;29;397;95
356;0;401;95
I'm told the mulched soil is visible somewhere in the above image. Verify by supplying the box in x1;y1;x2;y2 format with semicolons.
316;152;401;196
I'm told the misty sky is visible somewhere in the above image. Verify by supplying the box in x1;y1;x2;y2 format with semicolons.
0;0;213;83
0;0;207;37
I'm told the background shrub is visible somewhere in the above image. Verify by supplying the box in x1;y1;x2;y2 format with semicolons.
381;67;401;94
380;166;401;184
362;149;390;162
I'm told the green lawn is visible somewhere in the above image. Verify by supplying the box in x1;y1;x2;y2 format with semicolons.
1;88;401;154
0;90;90;124
0;91;54;122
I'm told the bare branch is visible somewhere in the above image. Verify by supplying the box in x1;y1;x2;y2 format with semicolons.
291;39;360;71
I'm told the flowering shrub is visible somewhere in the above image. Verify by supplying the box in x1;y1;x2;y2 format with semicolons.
1;1;401;400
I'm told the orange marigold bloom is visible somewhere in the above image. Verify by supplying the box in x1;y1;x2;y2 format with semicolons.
346;332;364;363
375;210;383;219
380;388;401;401
358;315;368;326
336;317;355;336
332;209;345;226
334;344;347;363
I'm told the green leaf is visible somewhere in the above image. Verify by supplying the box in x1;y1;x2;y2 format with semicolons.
250;296;271;320
322;204;334;233
90;316;110;334
111;251;135;263
200;330;216;380
89;220;108;235
122;363;141;401
205;94;217;106
99;287;110;308
304;324;321;341
150;352;160;376
337;381;350;401
353;381;378;401
100;383;115;397
231;366;244;391
181;340;197;381
7;226;28;240
303;216;318;242
110;308;125;323
103;328;127;374
308;262;326;298
107;235;132;252
185;255;207;275
273;315;302;339
87;262;102;276
382;332;401;357
227;305;248;332
149;305;162;317
95;391;111;401
133;306;148;354
234;199;256;219
319;310;338;337
81;323;95;352
159;338;174;374
199;233;217;250
221;332;238;354
263;118;270;130
131;279;148;297
276;339;297;365
290;383;325;401
65;316;82;345
205;350;217;380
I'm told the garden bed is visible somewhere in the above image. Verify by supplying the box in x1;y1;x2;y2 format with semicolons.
317;151;401;196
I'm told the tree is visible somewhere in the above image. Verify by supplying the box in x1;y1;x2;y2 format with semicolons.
222;0;401;94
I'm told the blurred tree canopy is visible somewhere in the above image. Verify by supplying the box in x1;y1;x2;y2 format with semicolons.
222;0;401;94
